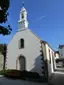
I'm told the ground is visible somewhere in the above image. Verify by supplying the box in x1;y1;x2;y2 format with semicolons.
0;76;47;85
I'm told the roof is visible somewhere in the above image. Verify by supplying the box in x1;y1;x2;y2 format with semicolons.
55;51;59;54
20;7;26;12
28;29;56;52
59;45;64;49
29;29;41;40
15;29;56;52
40;40;47;44
41;40;55;52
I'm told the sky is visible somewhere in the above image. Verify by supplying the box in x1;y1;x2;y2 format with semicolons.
0;0;64;50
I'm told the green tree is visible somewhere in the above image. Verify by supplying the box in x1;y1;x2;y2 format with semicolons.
0;0;12;36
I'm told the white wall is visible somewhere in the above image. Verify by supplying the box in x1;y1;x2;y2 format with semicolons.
6;29;43;76
45;44;55;76
59;47;64;58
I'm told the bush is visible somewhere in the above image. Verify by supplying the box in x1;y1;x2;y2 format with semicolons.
26;71;40;79
0;70;4;75
0;69;40;80
4;69;24;79
0;69;8;75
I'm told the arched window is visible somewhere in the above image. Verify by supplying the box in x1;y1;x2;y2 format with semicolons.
19;38;24;49
22;13;24;19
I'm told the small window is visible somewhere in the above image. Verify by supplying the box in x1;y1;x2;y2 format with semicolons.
19;39;24;49
22;13;24;19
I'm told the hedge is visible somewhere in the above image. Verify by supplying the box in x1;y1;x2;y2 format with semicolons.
0;69;40;80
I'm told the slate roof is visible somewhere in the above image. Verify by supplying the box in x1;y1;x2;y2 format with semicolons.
59;45;64;49
55;51;59;54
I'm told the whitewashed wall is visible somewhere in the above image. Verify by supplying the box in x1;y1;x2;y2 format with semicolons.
45;44;55;76
6;29;43;76
59;47;64;58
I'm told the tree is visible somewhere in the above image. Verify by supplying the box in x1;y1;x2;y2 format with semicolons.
0;0;12;36
0;44;7;70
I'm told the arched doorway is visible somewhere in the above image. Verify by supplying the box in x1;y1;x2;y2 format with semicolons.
19;55;26;71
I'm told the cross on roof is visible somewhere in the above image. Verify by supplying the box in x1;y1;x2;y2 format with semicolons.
22;0;24;7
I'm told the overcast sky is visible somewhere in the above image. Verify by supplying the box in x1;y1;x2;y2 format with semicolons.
0;0;64;50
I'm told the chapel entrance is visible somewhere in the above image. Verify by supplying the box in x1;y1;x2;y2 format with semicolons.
19;56;25;71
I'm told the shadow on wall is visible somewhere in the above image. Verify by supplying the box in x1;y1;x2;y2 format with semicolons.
30;55;49;82
30;55;43;75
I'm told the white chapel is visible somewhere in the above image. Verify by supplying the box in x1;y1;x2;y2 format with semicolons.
6;3;59;77
6;5;43;76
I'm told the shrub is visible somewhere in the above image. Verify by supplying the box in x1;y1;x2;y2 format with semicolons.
3;69;28;79
26;71;40;79
0;69;8;75
0;69;40;80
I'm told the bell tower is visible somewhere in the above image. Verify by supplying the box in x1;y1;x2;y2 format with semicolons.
18;0;28;31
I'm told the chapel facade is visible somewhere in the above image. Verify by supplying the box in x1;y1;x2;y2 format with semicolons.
6;4;60;78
